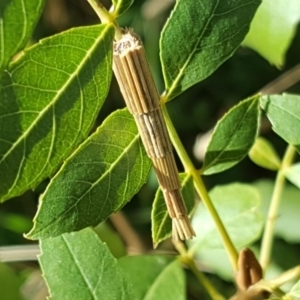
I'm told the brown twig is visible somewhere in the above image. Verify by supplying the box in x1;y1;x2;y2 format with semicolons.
260;63;300;95
109;211;146;254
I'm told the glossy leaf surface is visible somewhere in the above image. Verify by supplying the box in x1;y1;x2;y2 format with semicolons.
0;0;45;73
27;109;151;239
160;0;261;100
202;96;260;175
0;24;114;201
260;94;300;153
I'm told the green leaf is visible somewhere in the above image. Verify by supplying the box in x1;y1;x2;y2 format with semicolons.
160;0;261;100
0;262;24;300
249;136;281;170
39;228;134;300
284;163;300;189
119;256;185;300
0;0;45;74
288;280;300;298
243;0;300;67
254;179;300;243
188;183;263;253
0;24;114;202
202;96;260;175
260;94;300;153
27;109;151;240
112;0;133;17
151;173;195;246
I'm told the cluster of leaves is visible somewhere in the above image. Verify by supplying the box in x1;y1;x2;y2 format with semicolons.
1;0;300;299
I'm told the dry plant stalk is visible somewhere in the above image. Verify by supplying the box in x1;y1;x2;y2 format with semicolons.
113;30;195;240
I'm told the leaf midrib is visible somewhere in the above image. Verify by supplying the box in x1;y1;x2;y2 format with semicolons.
31;127;140;236
62;235;98;300
0;25;112;165
163;0;256;100
204;98;258;171
164;0;219;100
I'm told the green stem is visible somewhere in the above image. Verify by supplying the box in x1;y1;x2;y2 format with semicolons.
173;241;225;300
259;145;296;270
270;265;300;288
87;0;123;40
254;279;285;298
162;105;238;272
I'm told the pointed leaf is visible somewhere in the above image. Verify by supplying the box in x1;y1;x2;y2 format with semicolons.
284;163;300;189
119;256;185;300
39;228;134;300
243;0;300;67
188;183;263;253
202;96;260;175
260;94;300;153
27;109;151;240
249;136;281;170
152;173;195;246
0;0;45;74
0;24;114;202
112;0;133;17
160;0;261;101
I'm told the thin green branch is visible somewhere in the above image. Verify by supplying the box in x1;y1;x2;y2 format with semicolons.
173;240;225;300
162;105;238;271
253;279;285;298
260;144;296;270
270;266;300;288
87;0;123;40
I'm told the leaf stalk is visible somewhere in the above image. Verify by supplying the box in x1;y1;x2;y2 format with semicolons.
87;0;123;40
162;105;238;271
259;144;296;270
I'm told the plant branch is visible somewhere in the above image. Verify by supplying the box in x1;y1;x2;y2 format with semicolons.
253;279;285;298
162;105;239;271
270;265;300;288
173;240;225;300
260;63;300;95
110;211;146;254
87;0;123;40
0;244;39;262
259;145;296;270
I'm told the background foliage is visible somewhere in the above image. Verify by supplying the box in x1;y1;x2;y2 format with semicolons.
1;0;300;299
